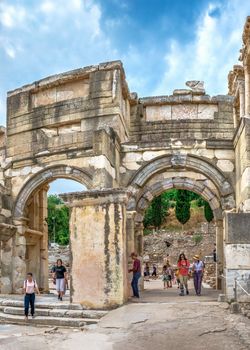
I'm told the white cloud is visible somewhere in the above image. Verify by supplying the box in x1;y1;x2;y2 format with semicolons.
0;3;27;28
154;1;250;96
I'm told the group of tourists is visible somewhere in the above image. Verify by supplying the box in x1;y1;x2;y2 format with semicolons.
23;258;67;320
23;252;204;319
129;252;205;299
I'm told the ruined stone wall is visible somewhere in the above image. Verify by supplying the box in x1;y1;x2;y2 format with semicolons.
61;190;129;309
6;61;130;204
121;92;235;193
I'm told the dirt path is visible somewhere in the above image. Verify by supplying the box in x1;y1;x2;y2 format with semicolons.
1;281;250;350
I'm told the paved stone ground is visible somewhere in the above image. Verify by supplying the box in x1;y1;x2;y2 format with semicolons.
0;280;250;350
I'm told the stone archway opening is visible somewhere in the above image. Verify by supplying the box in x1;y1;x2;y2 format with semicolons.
126;170;230;298
22;177;87;295
140;187;217;295
11;165;91;294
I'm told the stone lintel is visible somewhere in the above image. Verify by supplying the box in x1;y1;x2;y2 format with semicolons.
60;188;131;207
139;94;233;106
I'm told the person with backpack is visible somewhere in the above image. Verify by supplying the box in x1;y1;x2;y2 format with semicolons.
23;272;40;320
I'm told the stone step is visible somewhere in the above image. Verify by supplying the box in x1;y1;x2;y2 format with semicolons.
0;299;82;310
0;311;98;327
2;306;107;319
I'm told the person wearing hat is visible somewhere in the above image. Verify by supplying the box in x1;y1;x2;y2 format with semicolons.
192;255;204;296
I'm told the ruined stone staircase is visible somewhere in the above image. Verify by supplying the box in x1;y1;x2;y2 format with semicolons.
0;298;108;328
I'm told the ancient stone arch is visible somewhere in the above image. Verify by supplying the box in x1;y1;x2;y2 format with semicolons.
13;164;93;218
134;177;221;220
127;153;235;216
1;18;250;307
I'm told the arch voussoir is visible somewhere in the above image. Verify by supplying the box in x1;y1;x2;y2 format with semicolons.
13;165;93;218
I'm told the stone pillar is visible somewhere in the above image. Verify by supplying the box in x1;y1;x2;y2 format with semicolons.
126;211;136;297
38;186;49;292
244;66;250;116
126;211;136;257
61;189;129;309
215;220;224;290
224;213;250;300
239;81;245;118
233;106;238;128
0;224;17;293
135;223;144;292
12;218;27;293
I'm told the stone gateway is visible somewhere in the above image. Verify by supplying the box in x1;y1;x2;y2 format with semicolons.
1;18;250;309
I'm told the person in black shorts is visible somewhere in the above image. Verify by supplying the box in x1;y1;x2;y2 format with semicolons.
52;259;67;301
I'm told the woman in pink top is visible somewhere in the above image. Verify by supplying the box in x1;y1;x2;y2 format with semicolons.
177;253;190;296
23;272;40;320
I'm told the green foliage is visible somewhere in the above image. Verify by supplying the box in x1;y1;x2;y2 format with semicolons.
175;189;191;225
47;195;69;245
204;201;214;222
143;189;210;230
192;233;203;244
196;197;206;207
143;193;169;229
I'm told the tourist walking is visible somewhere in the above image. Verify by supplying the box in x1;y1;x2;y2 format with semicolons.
166;261;174;288
129;252;141;298
152;264;157;279
177;253;190;296
23;272;40;320
144;262;150;282
192;255;204;295
52;259;67;301
162;264;169;289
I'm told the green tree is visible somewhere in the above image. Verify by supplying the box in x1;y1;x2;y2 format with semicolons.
204;201;214;222
47;195;69;245
143;194;169;229
175;189;191;225
196;197;206;207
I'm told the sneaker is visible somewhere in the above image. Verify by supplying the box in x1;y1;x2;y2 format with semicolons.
60;296;63;301
24;316;28;321
179;292;184;296
32;315;35;319
186;290;189;295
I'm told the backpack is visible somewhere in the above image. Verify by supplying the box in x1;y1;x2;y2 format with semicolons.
25;279;36;290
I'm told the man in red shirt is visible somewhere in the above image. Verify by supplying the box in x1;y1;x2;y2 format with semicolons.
177;253;190;296
129;252;141;298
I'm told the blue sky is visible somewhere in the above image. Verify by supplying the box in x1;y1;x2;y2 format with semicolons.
0;0;250;193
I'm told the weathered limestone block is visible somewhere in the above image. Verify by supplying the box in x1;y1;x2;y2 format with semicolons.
142;150;166;161
197;104;217;119
217;160;234;172
0;277;12;294
225;213;250;243
12;256;26;293
61;189;129;309
172;104;197;119
145;105;171;121
224;244;250;268
214;150;235;160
